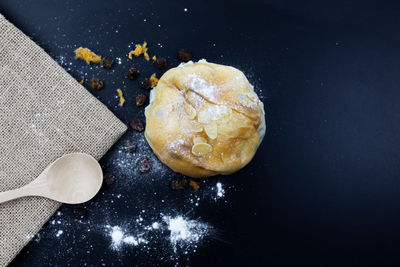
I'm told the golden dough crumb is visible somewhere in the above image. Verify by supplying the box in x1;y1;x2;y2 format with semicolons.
189;180;200;190
74;47;101;64
128;41;150;61
79;76;85;84
144;52;150;61
116;89;125;107
152;55;157;61
150;73;159;88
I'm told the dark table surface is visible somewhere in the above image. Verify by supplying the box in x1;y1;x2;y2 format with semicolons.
2;0;400;266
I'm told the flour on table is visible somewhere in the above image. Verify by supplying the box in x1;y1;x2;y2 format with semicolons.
103;213;212;256
55;230;63;237
216;182;225;199
163;215;211;253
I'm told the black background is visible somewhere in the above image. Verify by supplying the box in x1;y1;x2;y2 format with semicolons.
2;0;400;266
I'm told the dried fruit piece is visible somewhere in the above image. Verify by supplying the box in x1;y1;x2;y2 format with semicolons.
117;89;125;106
138;156;152;173
100;56;113;69
127;67;140;80
150;73;159;88
204;121;218;139
131;119;145;132
128;41;150;61
189;180;200;190
184;103;197;119
140;78;151;90
123;141;137;153
74;47;101;64
192;142;213;156
193;136;207;144
136;94;147;107
103;173;115;186
73;206;88;219
170;179;188;190
90;77;103;91
178;49;192;62
154;57;167;69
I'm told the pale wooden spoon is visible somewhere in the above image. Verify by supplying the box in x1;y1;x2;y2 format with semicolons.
0;153;103;204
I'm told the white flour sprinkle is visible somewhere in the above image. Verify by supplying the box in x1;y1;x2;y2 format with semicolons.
216;182;225;198
109;226;124;249
152;222;159;229
55;230;63;237
109;132;169;184
163;215;211;252
106;225;148;251
104;215;211;254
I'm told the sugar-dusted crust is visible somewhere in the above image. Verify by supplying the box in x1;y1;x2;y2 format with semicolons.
145;60;265;178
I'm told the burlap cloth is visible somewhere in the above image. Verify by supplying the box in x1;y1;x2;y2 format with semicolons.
0;14;127;266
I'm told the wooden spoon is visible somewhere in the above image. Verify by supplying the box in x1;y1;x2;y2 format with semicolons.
0;153;103;204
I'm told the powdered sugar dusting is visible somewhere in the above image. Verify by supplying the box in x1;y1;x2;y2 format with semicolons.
185;73;217;101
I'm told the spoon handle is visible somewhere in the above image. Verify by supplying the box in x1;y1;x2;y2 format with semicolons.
0;186;35;204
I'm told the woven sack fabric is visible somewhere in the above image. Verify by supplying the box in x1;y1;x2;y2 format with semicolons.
0;14;127;266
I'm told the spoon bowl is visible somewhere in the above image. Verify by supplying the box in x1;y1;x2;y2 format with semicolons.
0;153;103;204
46;153;103;204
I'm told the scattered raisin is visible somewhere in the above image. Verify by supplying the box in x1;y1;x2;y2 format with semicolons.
127;67;140;80
135;94;147;107
123;141;137;153
131;119;145;132
138;156;152;173
100;56;113;69
170;179;188;190
73;206;88;219
154;57;167;70
178;49;192;62
140;78;151;90
90;77;104;91
103;172;115;186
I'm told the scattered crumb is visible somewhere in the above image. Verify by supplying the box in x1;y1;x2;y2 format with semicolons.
116;89;125;106
74;47;101;64
128;41;150;61
152;55;157;61
150;73;158;88
79;76;84;85
189;180;200;190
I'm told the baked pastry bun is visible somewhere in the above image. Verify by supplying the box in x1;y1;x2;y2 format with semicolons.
145;60;265;178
